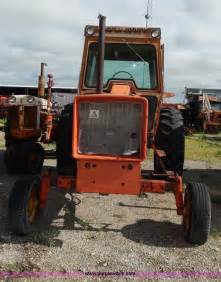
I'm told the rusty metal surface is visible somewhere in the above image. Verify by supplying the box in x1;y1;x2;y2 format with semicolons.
38;62;47;98
85;25;161;39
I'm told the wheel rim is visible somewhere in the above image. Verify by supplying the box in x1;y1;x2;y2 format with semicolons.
183;190;192;235
27;188;38;223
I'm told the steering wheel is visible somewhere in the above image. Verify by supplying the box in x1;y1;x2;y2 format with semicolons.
111;71;135;80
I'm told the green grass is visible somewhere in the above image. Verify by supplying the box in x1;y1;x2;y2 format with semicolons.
210;228;221;239
185;137;221;163
144;136;221;165
0;118;5;127
43;142;56;151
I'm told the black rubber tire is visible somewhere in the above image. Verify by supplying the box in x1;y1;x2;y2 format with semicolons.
183;183;211;245
21;142;45;174
4;143;27;173
154;109;185;175
4;142;44;174
8;176;41;235
4;144;20;173
56;103;76;176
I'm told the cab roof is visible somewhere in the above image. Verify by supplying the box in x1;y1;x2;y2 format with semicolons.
85;25;161;40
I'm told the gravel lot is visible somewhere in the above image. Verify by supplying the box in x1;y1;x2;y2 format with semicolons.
0;131;221;280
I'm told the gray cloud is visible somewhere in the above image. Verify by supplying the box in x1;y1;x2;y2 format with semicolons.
0;0;221;102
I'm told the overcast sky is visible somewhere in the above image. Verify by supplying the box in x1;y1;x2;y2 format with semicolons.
0;0;221;101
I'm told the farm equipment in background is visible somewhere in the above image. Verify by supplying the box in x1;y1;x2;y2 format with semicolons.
4;63;57;174
8;16;211;245
0;95;8;120
185;88;221;132
201;93;221;132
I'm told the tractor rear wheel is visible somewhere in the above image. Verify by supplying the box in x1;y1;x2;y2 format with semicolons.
8;176;41;235
56;103;76;176
4;142;44;174
21;142;45;174
4;144;19;173
183;183;211;245
154;108;184;175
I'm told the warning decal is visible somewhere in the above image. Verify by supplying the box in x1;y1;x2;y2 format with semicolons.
89;109;100;119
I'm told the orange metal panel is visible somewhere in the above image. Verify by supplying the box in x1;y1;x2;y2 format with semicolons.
141;179;167;193
141;176;184;215
40;113;53;142
10;128;41;139
39;171;51;209
57;176;76;190
110;84;131;95
76;160;141;195
172;176;184;215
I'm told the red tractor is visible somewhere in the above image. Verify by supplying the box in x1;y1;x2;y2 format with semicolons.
8;16;211;245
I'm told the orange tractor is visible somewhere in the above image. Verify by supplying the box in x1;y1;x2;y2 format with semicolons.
4;63;57;174
8;16;211;245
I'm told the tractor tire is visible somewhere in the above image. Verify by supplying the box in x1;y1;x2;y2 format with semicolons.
183;183;211;245
56;103;76;176
8;176;41;235
21;142;45;174
154;108;184;175
4;142;44;174
4;144;19;173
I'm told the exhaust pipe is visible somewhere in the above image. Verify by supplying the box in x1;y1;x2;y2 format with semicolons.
96;14;106;94
38;62;47;98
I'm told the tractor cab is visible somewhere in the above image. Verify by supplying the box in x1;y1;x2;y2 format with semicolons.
78;22;164;136
79;25;163;94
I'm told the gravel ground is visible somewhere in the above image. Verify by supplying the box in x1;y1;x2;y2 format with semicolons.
0;131;221;280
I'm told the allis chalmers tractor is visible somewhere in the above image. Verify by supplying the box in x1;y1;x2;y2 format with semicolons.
8;16;211;245
4;63;57;174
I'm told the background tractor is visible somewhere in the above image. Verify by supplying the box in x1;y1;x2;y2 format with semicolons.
185;88;221;132
8;16;211;245
4;63;57;174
